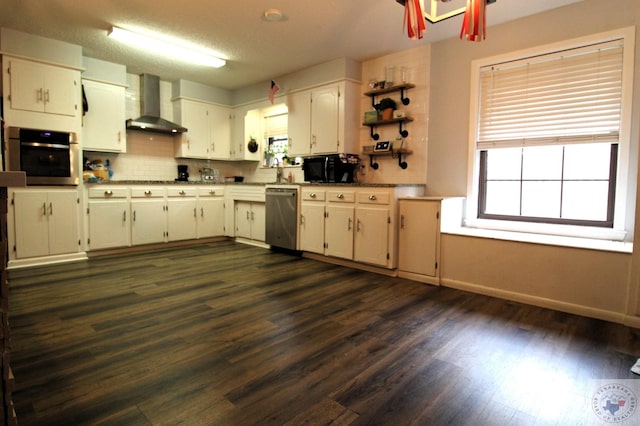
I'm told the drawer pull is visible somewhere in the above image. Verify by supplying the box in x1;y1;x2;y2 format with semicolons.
104;190;113;196
369;194;377;201
337;193;344;199
209;190;216;195
310;193;316;198
179;190;186;195
144;190;152;196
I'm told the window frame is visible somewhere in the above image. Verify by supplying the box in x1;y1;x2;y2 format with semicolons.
465;27;636;242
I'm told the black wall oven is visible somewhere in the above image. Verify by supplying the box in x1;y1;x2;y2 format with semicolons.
4;127;79;186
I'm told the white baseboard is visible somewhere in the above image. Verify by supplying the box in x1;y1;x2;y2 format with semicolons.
8;252;88;270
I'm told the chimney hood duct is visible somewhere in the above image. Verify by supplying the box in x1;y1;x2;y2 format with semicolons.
126;74;187;134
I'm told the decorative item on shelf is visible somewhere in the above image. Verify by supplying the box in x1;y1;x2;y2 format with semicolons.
364;111;379;123
375;97;397;121
393;110;406;119
247;137;258;153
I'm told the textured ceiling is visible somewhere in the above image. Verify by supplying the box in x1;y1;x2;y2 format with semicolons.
0;0;582;91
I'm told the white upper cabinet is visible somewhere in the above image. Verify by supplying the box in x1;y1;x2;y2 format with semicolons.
174;98;231;160
82;79;127;152
287;80;359;156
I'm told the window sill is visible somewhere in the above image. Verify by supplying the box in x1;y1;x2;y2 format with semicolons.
443;219;632;254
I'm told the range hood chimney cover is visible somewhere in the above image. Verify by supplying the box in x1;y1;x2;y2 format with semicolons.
126;74;187;134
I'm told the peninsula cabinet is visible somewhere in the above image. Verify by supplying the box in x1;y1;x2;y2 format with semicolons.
82;79;127;153
130;187;167;246
87;187;130;250
235;201;265;242
397;198;441;285
287;80;360;156
11;189;80;259
174;99;231;160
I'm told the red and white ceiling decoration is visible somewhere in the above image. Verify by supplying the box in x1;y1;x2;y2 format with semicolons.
398;0;496;41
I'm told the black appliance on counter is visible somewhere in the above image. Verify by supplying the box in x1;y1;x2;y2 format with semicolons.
302;154;356;183
176;165;189;181
4;127;79;186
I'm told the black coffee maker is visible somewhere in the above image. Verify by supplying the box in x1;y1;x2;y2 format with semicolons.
176;165;189;181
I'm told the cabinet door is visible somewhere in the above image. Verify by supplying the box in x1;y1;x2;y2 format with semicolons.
88;200;130;250
398;200;440;277
311;86;339;154
177;100;209;158
13;191;49;258
45;65;79;116
250;202;266;242
300;203;325;254
354;206;389;267
8;59;46;113
82;80;126;152
47;191;79;255
209;105;231;160
243;108;262;161
167;199;197;241
131;200;166;245
197;198;224;238
235;201;252;239
325;204;354;259
287;90;311;156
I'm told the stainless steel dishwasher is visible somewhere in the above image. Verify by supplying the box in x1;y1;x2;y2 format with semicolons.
265;187;299;250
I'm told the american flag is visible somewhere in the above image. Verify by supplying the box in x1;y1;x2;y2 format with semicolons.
269;80;280;104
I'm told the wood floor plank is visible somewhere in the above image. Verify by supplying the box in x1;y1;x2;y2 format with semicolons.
6;241;640;425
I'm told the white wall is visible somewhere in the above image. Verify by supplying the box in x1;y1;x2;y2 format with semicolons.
426;0;640;325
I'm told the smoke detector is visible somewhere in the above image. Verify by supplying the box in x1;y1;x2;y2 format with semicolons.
263;8;285;22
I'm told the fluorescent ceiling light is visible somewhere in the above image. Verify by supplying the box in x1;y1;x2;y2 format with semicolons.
108;26;226;68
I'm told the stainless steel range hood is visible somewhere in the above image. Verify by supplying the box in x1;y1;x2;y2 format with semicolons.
126;74;187;134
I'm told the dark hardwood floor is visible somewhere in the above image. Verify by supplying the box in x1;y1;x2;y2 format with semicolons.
7;241;640;425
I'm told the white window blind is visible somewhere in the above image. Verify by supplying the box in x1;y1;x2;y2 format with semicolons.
263;113;288;137
477;39;624;149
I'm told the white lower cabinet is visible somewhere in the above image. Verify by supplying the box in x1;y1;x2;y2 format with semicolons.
196;187;225;238
166;187;197;242
12;189;80;259
325;190;355;260
130;187;167;245
353;190;392;267
235;201;265;242
87;187;130;250
299;189;326;254
397;199;441;284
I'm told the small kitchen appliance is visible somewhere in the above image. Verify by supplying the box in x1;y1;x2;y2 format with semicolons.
302;154;357;183
176;165;189;181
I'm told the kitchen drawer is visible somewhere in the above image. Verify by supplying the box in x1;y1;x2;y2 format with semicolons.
357;191;390;205
88;187;128;199
130;187;166;198
197;186;225;197
167;187;197;197
302;189;326;201
326;190;355;203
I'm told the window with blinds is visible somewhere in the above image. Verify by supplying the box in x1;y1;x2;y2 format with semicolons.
477;39;623;149
472;34;629;229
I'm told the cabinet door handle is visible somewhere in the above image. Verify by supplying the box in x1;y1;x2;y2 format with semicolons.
369;194;377;201
400;214;405;229
337;193;344;199
300;214;305;225
246;211;250;220
44;89;50;103
49;202;53;216
144;190;152;196
193;207;197;218
179;190;186;195
37;88;44;102
201;208;204;218
123;210;127;222
117;131;121;142
42;202;47;216
348;217;352;231
133;211;136;222
356;219;361;232
104;190;113;196
251;211;255;221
